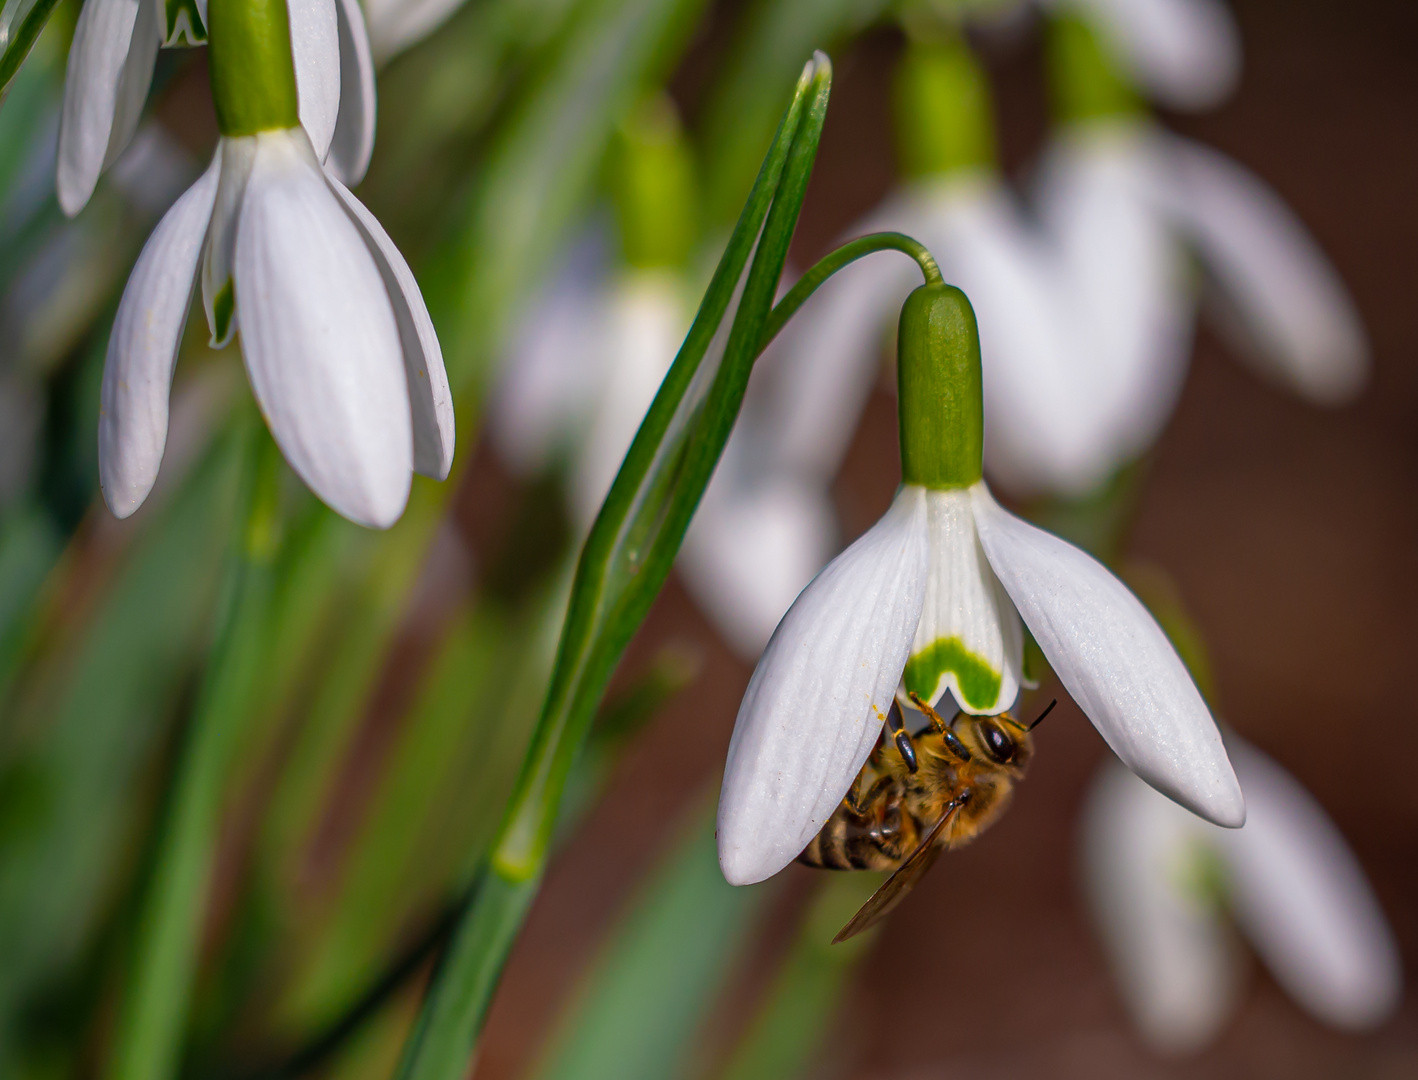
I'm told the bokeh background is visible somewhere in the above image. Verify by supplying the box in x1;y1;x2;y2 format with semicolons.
1;1;1415;1078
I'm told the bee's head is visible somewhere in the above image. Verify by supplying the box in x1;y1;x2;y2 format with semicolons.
957;713;1033;771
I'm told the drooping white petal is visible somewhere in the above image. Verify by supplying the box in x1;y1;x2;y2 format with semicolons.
1149;135;1368;404
325;0;376;185
1058;0;1241;110
679;476;837;660
234;128;412;528
718;486;929;886
1030;123;1194;486
1081;760;1244;1054
570;270;688;529
100;156;219;518
201;137;254;346
489;229;608;475
1218;741;1402;1029
971;483;1244;827
327;173;453;479
289;0;341;162
363;0;466;63
902;488;1022;714
57;0;161;217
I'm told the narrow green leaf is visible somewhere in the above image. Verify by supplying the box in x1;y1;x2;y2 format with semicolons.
528;805;765;1080
717;874;882;1080
0;0;61;100
0;429;243;1061
106;428;284;1080
392;55;833;1080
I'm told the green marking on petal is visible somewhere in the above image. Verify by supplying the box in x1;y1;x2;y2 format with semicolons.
212;280;235;346
162;0;208;46
904;635;1001;711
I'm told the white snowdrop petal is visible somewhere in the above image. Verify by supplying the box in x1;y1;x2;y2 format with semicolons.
717;486;929;886
289;0;341;162
970;484;1244;827
327;173;454;479
1065;0;1240;110
489;230;608;475
679;477;837;660
234;129;412;528
903;488;1021;714
1217;742;1402;1029
1081;761;1243;1054
1152;136;1368;404
570;271;687;529
57;0;160;217
99;157;219;518
325;0;376;185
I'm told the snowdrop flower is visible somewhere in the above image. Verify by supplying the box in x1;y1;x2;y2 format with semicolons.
98;0;452;527
717;283;1243;886
762;34;1365;503
1083;742;1402;1053
56;0;374;215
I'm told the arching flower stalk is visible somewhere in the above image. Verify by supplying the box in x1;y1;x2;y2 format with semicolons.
718;283;1244;887
1083;742;1402;1053
99;0;452;528
56;0;374;215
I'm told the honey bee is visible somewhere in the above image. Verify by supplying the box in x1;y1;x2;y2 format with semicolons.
799;692;1055;942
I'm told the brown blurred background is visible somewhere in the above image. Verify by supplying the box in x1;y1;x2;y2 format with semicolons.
461;1;1418;1076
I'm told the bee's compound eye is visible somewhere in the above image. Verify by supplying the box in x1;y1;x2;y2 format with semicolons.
978;720;1016;764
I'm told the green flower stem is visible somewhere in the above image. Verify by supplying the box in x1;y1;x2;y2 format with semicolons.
396;56;948;1080
105;425;283;1080
206;0;299;136
759;231;941;346
897;283;984;488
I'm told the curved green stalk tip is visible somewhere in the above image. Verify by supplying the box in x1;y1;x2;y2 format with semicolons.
897;283;984;489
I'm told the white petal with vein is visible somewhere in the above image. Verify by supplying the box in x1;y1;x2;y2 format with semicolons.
57;0;160;216
718;486;928;885
100;157;219;517
234;129;411;527
328;172;454;479
289;0;341;161
971;484;1244;827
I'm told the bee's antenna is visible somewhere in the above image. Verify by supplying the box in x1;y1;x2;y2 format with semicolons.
1027;699;1058;731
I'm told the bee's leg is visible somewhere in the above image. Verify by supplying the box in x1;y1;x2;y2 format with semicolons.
907;691;972;762
884;701;918;773
845;772;895;816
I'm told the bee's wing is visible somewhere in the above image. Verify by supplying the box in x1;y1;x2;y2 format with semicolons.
832;800;960;944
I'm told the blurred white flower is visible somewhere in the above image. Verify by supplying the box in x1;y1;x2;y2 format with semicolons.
1082;742;1402;1053
56;0;374;215
492;232;836;659
1037;0;1241;109
100;125;452;527
717;479;1243;886
766;117;1366;501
